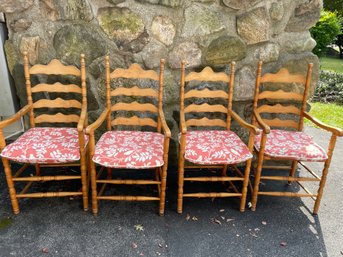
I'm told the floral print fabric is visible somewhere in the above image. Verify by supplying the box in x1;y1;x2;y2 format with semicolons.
1;127;87;164
93;131;165;169
254;129;328;161
184;130;253;165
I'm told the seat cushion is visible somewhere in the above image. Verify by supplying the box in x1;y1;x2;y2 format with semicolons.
0;127;88;164
184;130;253;165
93;131;165;169
254;129;328;161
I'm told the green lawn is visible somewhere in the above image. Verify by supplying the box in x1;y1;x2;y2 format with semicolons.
320;56;343;73
306;102;343;129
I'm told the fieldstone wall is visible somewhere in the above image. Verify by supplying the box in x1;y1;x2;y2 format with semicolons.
1;0;322;165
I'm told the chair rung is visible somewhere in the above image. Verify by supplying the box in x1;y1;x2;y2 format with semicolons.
184;177;243;182
13;163;30;178
40;163;80;167
298;162;321;180
13;175;81;182
260;176;320;182
96;179;161;185
258;192;317;197
16;192;83;198
185;165;224;169
261;165;292;170
183;192;241;198
97;196;160;201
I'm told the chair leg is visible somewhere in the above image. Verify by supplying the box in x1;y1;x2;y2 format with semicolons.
251;154;264;211
159;164;168;216
313;134;337;215
288;161;298;184
35;163;41;176
240;159;252;212
90;160;98;215
80;152;88;211
177;146;185;214
2;158;20;214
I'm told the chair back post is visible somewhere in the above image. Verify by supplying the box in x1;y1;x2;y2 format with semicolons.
298;63;313;131
226;61;235;130
80;54;88;126
23;51;35;128
180;61;186;126
251;61;263;127
157;59;165;133
105;56;112;131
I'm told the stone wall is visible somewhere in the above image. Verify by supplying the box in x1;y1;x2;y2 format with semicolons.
0;0;322;164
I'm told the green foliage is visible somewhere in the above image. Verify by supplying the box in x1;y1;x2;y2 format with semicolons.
310;11;342;56
320;56;343;73
306;102;343;128
312;70;343;104
324;0;343;16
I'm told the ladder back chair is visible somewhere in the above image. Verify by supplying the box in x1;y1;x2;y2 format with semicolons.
178;61;258;214
86;57;170;216
251;61;343;214
0;52;89;214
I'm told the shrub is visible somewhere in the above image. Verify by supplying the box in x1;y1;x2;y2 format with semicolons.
312;70;343;104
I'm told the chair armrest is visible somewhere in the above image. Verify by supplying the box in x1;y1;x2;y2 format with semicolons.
303;111;343;137
230;110;259;135
159;109;171;138
85;108;110;134
0;104;32;129
77;106;88;132
253;110;270;134
180;112;187;134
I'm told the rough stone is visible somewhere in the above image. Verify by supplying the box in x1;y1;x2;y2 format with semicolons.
237;7;271;45
141;41;168;69
222;0;262;10
270;1;284;21
169;42;202;68
4;41;18;75
254;43;280;63
19;36;40;65
234;66;255;101
88;54;126;79
97;7;145;43
10;19;32;32
279;32;316;53
151;15;176;46
205;36;246;65
182;4;225;38
136;0;183;7
53;24;106;65
0;0;34;13
121;30;150;53
107;0;126;4
285;0;322;32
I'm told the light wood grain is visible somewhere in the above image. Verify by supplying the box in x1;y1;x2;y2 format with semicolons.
111;102;158;113
31;83;82;93
185;117;227;127
111;116;158;127
185;67;230;82
184;103;227;113
33;98;82;109
257;104;300;115
263;118;299;129
34;113;80;123
30;59;81;76
261;68;306;84
111;86;158;98
184;88;228;99
258;90;303;100
110;63;159;80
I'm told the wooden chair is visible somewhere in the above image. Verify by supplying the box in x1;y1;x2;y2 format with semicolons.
0;52;89;214
177;61;258;214
251;61;343;214
86;57;170;216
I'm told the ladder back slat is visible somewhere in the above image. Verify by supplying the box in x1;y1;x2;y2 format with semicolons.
184;88;228;99
34;113;80;124
111;86;158;98
111;102;158;113
185;67;230;82
184;103;227;113
263;118;299;129
110;63;159;80
186;117;227;127
31;83;82;93
260;68;306;84
111;116;157;127
33;98;82;109
30;59;81;76
257;104;301;115
258;90;303;101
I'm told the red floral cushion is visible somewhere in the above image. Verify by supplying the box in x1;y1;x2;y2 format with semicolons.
184;130;253;165
1;127;88;164
254;129;328;161
93;131;165;169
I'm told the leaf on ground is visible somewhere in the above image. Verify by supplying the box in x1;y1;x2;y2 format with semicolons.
156;252;161;256
247;202;252;208
280;241;287;247
158;243;163;248
254;228;260;231
226;218;234;222
261;221;267;225
219;209;225;212
340;251;343;256
250;232;258;238
186;213;190;221
211;218;222;225
134;224;144;231
131;242;138;249
220;216;225;220
41;248;49;253
139;253;144;256
192;216;198;221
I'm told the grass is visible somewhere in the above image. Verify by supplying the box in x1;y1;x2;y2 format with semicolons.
305;102;343;129
320;56;343;73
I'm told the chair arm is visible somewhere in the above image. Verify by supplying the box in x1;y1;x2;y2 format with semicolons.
180;112;187;134
253;110;270;134
85;108;110;134
77;106;88;132
159;109;171;138
230;110;259;135
303;111;343;137
0;104;32;129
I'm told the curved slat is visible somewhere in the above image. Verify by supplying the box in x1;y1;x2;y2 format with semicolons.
185;103;227;113
110;63;159;80
263;118;299;129
35;113;80;123
111;102;158;113
111;116;157;127
184;88;228;99
33;98;82;109
186;117;227;127
30;59;81;76
261;68;306;84
31;83;82;93
257;104;300;115
258;90;303;101
185;67;230;82
111;86;158;98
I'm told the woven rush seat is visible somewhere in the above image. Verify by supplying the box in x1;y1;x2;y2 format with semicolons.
1;127;88;164
184;130;253;165
93;131;164;169
254;129;328;162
